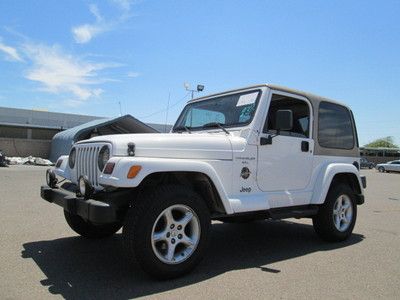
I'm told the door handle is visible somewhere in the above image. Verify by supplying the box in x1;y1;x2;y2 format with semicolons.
301;141;309;152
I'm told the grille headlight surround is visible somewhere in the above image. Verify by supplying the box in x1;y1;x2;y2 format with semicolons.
68;147;76;169
98;146;110;171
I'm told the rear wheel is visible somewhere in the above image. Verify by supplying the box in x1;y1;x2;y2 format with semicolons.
123;185;211;279
313;184;357;242
64;210;122;238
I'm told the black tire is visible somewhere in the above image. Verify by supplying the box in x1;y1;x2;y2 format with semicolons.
123;185;211;279
64;210;122;239
378;166;385;172
312;184;357;242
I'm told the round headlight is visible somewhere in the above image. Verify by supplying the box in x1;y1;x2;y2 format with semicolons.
98;146;110;171
69;147;76;169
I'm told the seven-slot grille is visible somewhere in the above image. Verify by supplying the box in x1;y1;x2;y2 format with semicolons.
75;144;107;189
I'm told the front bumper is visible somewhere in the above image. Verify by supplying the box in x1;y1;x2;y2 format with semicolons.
40;185;131;224
355;194;365;205
355;175;366;205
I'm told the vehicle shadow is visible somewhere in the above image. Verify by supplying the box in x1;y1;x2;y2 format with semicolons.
22;220;364;299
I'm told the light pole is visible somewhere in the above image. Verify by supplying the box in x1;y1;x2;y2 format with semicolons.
184;83;205;99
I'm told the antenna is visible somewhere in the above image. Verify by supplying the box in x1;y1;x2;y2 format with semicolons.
118;101;122;116
165;92;171;133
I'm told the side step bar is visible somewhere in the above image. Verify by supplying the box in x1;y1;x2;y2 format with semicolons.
269;205;319;220
214;205;319;221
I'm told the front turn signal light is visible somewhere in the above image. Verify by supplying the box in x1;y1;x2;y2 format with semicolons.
127;165;142;179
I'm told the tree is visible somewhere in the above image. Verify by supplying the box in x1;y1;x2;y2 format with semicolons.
364;136;398;148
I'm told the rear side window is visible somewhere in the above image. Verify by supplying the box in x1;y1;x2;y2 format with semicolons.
318;102;354;149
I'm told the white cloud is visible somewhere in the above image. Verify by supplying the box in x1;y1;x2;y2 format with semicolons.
89;4;103;22
72;24;108;44
112;0;133;12
92;88;104;97
72;1;133;44
127;71;140;78
23;43;113;100
72;4;110;44
0;39;23;62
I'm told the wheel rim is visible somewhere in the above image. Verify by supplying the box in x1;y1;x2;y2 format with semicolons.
151;204;201;265
332;194;353;232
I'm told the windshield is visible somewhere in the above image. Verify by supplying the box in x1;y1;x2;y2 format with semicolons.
173;90;261;131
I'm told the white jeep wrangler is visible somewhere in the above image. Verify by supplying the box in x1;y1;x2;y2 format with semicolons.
41;84;366;279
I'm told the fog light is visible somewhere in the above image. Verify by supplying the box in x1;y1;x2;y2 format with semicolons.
78;176;93;199
46;169;57;188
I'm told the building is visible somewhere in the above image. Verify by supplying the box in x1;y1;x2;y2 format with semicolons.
0;106;172;159
360;147;400;164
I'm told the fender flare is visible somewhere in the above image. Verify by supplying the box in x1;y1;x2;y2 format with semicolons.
99;157;234;214
53;155;71;179
311;163;363;205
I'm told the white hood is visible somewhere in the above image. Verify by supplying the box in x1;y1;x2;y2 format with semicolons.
78;133;246;160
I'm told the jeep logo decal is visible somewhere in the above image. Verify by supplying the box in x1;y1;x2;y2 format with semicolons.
240;187;251;193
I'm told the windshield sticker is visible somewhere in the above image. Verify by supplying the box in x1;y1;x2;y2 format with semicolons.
236;92;258;107
239;104;255;122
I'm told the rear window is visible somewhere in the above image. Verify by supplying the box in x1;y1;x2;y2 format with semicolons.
318;102;354;149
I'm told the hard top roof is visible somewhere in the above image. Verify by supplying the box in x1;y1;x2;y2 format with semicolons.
188;84;348;108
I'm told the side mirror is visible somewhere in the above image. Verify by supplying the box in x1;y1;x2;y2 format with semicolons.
260;109;294;146
275;109;293;131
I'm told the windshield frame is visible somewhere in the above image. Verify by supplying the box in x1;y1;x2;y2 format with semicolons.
172;89;262;132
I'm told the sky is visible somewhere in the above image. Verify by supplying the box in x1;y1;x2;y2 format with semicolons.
0;0;399;146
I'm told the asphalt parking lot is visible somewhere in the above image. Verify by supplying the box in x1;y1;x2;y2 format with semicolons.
1;166;399;299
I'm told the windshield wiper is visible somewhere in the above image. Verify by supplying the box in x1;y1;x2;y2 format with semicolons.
174;125;191;133
202;122;230;135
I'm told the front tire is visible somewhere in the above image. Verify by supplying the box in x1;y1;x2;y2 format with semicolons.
123;185;211;279
378;166;385;172
64;210;122;239
313;184;357;242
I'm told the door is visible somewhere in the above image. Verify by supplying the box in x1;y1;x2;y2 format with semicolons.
257;91;314;193
388;161;400;172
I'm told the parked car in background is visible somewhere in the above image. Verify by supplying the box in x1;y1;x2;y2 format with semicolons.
360;157;375;169
376;160;400;173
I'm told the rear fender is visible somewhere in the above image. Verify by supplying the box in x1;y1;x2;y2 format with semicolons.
311;163;363;205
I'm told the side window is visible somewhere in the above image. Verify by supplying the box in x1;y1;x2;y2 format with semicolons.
318;102;354;149
263;94;310;138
